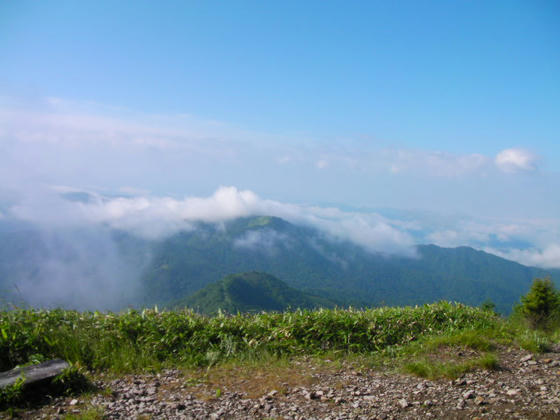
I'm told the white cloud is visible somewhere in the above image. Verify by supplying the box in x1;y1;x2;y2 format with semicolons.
484;244;560;269
2;97;539;180
233;229;289;255
297;206;417;256
495;148;539;173
426;220;498;248
370;149;490;177
5;183;560;267
426;229;462;247
0;105;239;156
423;216;560;251
67;186;263;238
1;96;556;237
9;186;417;256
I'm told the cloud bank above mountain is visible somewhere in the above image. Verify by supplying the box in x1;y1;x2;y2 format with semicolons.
1;96;556;221
8;186;418;257
1;96;558;268
3;185;559;268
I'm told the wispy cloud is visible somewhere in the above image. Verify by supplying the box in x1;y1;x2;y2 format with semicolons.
1;96;555;230
6;184;560;268
5;228;148;310
380;149;490;177
7;186;417;256
0;98;242;156
233;229;290;256
1;97;543;179
485;244;560;269
495;148;539;173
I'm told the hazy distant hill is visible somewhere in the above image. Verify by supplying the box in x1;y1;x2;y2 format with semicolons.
178;271;336;314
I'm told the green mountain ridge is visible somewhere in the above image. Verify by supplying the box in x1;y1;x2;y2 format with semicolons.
179;271;337;314
143;216;558;314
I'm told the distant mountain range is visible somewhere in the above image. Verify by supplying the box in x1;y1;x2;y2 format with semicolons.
141;216;558;314
0;215;558;313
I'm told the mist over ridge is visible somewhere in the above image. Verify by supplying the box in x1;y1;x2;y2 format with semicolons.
0;185;558;313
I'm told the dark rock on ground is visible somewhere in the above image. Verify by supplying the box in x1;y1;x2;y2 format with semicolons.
0;359;69;389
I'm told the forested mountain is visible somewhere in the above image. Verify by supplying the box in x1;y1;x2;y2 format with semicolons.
142;216;558;313
0;216;557;313
178;271;336;314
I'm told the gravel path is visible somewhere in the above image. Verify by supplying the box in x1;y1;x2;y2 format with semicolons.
5;347;560;419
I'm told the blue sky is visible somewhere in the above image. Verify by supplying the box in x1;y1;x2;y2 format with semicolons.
1;1;558;154
1;1;559;267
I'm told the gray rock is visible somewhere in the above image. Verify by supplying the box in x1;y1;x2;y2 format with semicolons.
462;390;475;399
0;359;70;389
397;398;409;408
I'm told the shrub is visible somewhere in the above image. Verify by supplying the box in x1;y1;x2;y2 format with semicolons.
480;299;497;314
0;376;25;409
519;278;560;330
